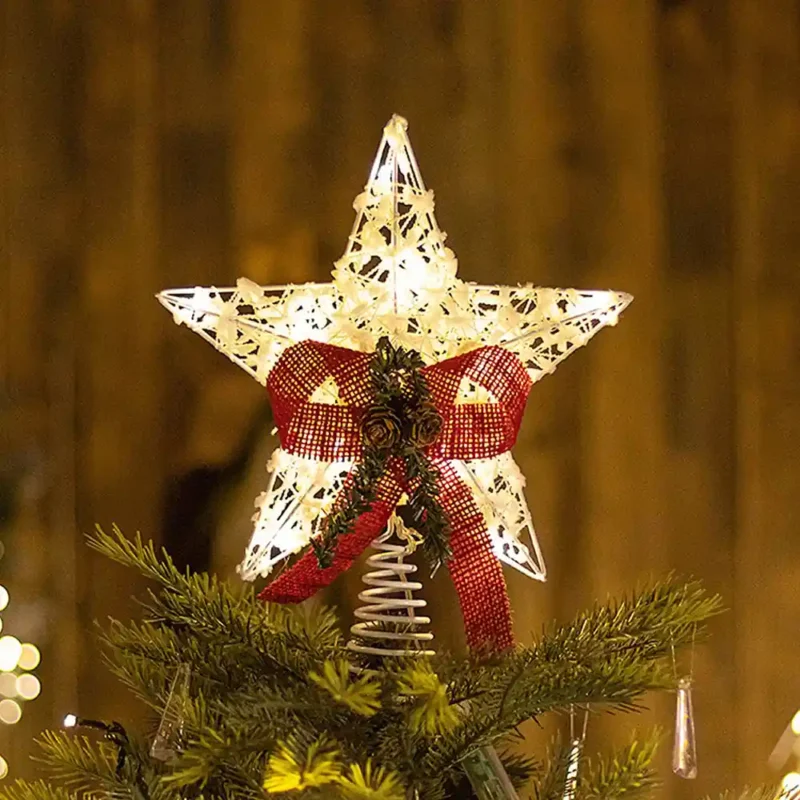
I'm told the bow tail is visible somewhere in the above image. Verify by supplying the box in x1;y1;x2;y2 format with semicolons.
259;470;404;604
434;459;515;652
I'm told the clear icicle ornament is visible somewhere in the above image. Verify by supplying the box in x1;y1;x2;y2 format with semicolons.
562;707;588;800
151;663;191;761
461;746;520;800
561;737;583;800
672;676;698;779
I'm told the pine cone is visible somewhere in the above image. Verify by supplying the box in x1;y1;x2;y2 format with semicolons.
361;405;403;451
409;402;443;448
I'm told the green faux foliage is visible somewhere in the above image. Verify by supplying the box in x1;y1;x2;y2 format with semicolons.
312;337;451;572
0;527;773;800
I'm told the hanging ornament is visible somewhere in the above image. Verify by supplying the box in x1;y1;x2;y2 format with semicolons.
151;663;191;761
562;706;589;800
672;676;698;779
670;630;698;779
158;115;631;652
461;745;520;800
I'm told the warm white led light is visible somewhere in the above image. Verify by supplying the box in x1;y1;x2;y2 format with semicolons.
63;713;77;728
0;638;22;672
782;772;800;792
0;588;9;613
0;674;16;699
0;755;8;779
18;644;40;671
0;700;21;725
15;674;40;701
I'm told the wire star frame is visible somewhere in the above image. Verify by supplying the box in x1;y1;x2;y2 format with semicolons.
158;115;631;588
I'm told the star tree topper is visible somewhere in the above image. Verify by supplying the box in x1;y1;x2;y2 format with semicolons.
159;115;631;621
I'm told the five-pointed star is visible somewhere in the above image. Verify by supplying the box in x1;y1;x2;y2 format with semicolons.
158;115;631;583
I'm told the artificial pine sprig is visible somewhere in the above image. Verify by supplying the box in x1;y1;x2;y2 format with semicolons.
262;735;342;793
308;660;382;717
311;336;452;572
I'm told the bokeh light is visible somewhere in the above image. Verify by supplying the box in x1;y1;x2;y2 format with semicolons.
0;638;21;673
0;588;9;613
0;700;21;725
18;644;40;671
15;675;40;701
0;755;8;779
782;772;800;793
0;675;16;698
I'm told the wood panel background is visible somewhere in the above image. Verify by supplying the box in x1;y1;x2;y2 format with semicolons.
2;1;799;797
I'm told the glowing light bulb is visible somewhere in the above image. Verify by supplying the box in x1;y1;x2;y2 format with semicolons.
18;644;40;671
0;675;16;698
63;713;77;728
783;772;800;794
15;675;40;700
0;588;9;612
0;638;21;672
0;700;21;725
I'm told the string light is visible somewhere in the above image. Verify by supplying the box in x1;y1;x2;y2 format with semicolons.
15;674;40;700
0;675;16;698
160;116;631;586
18;644;40;671
782;772;800;793
0;699;21;725
62;715;149;797
0;547;42;781
0;637;21;672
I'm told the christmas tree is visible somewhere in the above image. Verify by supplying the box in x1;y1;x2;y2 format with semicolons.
0;118;785;800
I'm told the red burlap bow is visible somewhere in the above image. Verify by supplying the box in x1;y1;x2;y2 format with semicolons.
258;339;533;651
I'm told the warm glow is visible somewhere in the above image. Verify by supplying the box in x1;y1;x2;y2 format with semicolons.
159;116;631;590
0;700;21;725
0;638;21;672
0;755;8;779
0;675;16;699
15;674;40;701
63;713;77;728
782;772;800;793
18;644;40;671
0;588;9;613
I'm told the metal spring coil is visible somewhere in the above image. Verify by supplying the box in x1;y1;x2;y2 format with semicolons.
347;516;435;658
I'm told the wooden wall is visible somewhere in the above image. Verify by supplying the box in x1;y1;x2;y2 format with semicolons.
2;1;800;796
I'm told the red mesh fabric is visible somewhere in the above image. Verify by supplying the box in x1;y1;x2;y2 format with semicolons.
267;341;371;460
259;465;405;603
433;458;514;651
260;339;532;651
423;346;532;461
267;341;531;462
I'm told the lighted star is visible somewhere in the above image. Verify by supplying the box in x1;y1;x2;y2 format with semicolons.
158;115;631;584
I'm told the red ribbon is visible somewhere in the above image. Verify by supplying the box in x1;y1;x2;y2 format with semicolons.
258;340;532;652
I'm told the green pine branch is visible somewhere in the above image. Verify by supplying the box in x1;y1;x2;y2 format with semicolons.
5;529;733;800
89;527;341;681
33;731;166;800
578;733;661;798
0;781;76;800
